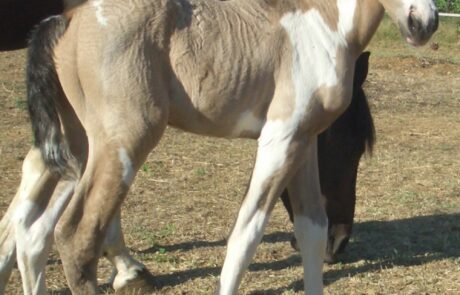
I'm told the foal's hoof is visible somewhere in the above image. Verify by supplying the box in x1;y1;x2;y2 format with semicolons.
114;268;155;294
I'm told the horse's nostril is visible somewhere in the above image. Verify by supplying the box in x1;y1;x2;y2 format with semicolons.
408;13;417;34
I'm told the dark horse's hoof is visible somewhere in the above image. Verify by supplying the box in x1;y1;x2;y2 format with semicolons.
289;235;348;264
290;236;300;251
114;268;155;294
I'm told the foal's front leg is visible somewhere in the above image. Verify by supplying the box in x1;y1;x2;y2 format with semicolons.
287;137;327;294
218;122;322;294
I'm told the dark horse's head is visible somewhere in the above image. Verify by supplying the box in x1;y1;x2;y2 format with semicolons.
321;51;374;263
285;51;374;263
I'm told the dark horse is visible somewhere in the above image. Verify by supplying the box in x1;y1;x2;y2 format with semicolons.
0;0;87;51
281;51;375;263
0;0;65;50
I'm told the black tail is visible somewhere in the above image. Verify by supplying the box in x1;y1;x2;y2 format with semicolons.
27;15;70;175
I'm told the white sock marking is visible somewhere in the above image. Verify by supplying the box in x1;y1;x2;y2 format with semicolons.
294;216;327;295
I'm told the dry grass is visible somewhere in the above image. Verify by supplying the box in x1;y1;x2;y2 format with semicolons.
0;18;459;295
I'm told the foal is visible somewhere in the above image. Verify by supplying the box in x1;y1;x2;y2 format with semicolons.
2;0;370;292
13;0;440;294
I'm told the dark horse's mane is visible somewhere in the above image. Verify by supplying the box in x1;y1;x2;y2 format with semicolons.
329;51;376;154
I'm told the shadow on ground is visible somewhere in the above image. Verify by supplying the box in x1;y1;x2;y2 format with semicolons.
51;213;459;294
253;212;460;294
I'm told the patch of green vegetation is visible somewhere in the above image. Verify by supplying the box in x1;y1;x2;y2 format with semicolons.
155;223;176;239
436;0;460;13
141;161;165;175
141;162;151;173
153;247;178;264
195;167;207;177
14;98;27;110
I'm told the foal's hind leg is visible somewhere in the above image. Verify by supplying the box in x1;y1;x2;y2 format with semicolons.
0;147;147;294
0;147;63;294
11;148;74;295
218;122;323;294
0;148;50;294
54;67;169;294
0;149;46;293
56;126;167;294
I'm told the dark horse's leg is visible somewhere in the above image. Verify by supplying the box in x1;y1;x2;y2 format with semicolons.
282;52;375;263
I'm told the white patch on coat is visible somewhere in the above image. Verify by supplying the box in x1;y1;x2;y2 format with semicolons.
294;215;328;295
118;148;134;185
232;111;265;137
93;0;108;27
280;0;356;120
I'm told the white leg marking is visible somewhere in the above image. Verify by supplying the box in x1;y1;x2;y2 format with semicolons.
219;210;268;295
0;223;16;295
0;148;45;294
93;0;108;27
119;148;134;185
294;216;327;295
14;183;75;295
104;216;145;290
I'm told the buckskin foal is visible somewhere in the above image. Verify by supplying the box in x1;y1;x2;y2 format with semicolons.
2;0;370;292
1;0;374;290
9;0;438;294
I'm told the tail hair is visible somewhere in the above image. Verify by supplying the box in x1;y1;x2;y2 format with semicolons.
26;15;71;175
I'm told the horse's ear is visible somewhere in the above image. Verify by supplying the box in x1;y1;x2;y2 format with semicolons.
354;51;370;87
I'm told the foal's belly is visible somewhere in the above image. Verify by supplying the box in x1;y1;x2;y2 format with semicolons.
167;91;268;139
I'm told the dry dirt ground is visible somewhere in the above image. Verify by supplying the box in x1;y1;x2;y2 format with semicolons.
1;22;459;295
